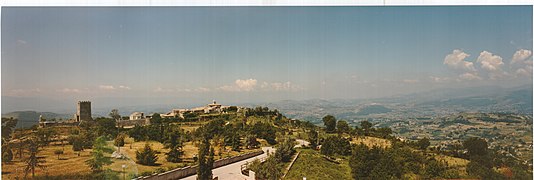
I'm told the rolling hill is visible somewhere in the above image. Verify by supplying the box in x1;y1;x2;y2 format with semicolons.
2;111;72;128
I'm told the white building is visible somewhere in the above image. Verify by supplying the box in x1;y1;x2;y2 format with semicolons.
130;112;145;120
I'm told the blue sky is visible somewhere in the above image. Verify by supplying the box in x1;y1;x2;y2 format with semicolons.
2;6;532;107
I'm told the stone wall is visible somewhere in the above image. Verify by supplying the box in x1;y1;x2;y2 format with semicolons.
117;119;148;128
134;150;264;180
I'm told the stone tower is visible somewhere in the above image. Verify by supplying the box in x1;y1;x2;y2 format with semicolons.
75;101;92;122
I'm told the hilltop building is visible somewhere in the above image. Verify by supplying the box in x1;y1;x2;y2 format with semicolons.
160;100;234;118
117;111;149;128
75;101;92;122
130;112;145;120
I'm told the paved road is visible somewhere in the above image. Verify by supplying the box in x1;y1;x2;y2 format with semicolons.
182;147;275;180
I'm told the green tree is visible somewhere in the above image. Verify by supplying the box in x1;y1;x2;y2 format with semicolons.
207;147;215;176
24;139;45;178
150;113;163;125
128;125;146;141
114;133;126;147
375;127;393;138
35;127;57;146
423;158;447;178
322;115;337;133
69;134;84;156
225;133;241;151
252;156;283;180
163;125;184;163
197;138;214;180
54;149;64;160
136;143;158;166
245;135;260;149
166;145;185;163
81;129;96;149
321;135;351;156
85;136;113;172
250;122;277;145
466;161;504;179
360;120;373;135
1;117;18;163
463;137;488;157
417;137;431;150
350;144;402;180
109;109;121;120
308;130;318;149
1;117;18;141
274;138;295;162
95;117;118;138
2;147;13;163
336;120;350;134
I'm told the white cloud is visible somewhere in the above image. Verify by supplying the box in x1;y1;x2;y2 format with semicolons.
235;79;257;91
514;60;533;78
260;81;303;92
99;85;116;90
475;51;507;80
510;49;533;78
476;51;504;71
99;85;131;90
511;49;532;64
218;85;235;92
17;40;27;45
219;79;258;92
429;76;450;83
58;88;81;93
443;49;476;72
458;72;482;81
196;87;211;92
218;79;303;92
516;68;531;77
154;87;174;93
5;88;42;96
402;79;419;84
118;85;131;90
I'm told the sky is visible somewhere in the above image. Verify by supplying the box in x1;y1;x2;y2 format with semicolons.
1;6;533;111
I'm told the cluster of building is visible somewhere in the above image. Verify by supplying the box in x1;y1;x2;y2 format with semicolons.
122;100;238;127
39;100;240;128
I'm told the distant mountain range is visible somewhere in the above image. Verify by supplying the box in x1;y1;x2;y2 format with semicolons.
249;84;533;124
2;111;72;128
2;84;532;127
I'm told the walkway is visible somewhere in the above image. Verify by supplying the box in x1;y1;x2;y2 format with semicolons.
182;147;275;180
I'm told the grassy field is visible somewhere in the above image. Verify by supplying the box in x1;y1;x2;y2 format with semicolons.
108;138;261;178
434;154;470;177
2;136;262;179
285;149;352;180
1;142;93;179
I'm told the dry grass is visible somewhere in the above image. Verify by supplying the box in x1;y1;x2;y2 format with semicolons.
434;154;469;177
434;154;469;167
2;135;261;179
107;137;260;177
2;143;92;179
351;136;392;148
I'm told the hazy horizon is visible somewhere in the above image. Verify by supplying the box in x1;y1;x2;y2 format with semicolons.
2;6;533;113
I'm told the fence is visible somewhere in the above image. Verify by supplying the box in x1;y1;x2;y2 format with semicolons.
134;150;264;180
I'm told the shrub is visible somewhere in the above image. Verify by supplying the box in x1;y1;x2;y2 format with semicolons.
136;143;158;166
